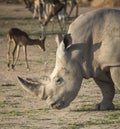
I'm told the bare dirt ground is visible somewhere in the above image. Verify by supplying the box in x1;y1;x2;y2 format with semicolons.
0;4;120;129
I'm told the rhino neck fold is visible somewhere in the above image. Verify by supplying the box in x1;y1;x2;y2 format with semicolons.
81;61;93;79
72;49;93;79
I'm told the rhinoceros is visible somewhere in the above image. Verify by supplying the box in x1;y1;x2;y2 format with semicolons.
18;8;120;110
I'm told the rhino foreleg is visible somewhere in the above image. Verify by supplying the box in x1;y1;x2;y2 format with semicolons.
110;67;120;90
94;78;115;110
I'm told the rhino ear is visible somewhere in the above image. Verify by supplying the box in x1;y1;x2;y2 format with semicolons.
55;33;72;49
18;76;44;98
63;33;72;49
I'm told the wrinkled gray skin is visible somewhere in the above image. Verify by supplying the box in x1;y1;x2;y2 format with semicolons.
18;8;120;110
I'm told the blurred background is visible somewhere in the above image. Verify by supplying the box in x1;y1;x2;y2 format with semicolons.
0;0;120;7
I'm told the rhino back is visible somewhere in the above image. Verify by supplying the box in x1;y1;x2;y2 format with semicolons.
68;8;120;77
68;8;120;43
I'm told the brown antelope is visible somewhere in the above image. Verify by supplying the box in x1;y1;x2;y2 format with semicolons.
7;28;46;71
24;0;43;21
43;0;66;26
38;0;66;32
32;0;44;21
24;0;67;31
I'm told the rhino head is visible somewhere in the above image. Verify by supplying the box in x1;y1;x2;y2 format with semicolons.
18;34;83;109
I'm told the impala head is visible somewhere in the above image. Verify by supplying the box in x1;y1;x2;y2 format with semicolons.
18;34;83;109
39;34;46;51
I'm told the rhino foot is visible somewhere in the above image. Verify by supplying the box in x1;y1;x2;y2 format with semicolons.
96;102;115;110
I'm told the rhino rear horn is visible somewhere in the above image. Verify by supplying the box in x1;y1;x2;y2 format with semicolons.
18;76;41;96
55;33;63;47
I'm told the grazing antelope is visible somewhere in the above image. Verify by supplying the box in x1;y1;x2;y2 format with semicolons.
43;0;66;26
39;0;66;32
33;0;44;21
7;28;46;71
24;0;48;21
24;0;67;31
24;0;43;20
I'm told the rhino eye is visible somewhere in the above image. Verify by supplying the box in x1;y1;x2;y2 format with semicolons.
55;77;63;85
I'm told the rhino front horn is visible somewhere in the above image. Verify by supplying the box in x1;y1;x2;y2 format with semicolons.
18;76;45;98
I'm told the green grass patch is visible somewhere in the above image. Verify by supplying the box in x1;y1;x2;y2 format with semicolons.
66;118;120;129
0;110;23;116
105;112;120;120
0;100;20;108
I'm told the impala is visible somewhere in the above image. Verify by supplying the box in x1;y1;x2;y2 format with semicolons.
7;28;46;71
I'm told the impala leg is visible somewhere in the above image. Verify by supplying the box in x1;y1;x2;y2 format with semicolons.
7;35;11;70
42;1;47;20
57;15;63;32
39;3;43;21
14;45;20;67
68;2;75;17
38;3;41;21
23;46;30;71
75;4;79;17
33;1;37;19
12;43;17;70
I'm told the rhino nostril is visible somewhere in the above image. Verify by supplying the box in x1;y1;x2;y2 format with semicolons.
51;102;58;109
51;101;65;109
